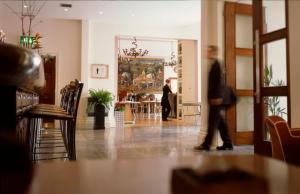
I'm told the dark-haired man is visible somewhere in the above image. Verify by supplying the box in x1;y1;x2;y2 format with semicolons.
161;79;172;121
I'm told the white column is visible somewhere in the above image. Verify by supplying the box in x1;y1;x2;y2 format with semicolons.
199;0;219;145
77;20;91;129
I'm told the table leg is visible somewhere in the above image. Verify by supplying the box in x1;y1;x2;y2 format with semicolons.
124;104;134;124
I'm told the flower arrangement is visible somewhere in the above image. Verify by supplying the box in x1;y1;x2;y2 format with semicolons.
114;102;125;111
32;33;42;49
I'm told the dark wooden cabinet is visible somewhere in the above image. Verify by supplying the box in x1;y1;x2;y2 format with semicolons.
0;85;38;144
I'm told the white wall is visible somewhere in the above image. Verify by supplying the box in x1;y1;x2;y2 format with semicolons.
82;22;200;127
288;0;300;128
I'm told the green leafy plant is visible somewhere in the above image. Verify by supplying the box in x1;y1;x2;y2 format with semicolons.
264;65;286;116
87;89;114;112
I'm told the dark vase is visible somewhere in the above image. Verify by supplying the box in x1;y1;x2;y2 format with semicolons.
94;104;105;129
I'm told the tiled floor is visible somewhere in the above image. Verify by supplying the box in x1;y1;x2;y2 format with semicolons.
76;118;254;160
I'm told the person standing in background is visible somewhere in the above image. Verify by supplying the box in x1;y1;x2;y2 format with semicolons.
194;45;233;151
161;79;172;121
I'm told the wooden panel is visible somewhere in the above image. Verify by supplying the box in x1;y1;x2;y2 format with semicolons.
225;2;237;143
235;3;252;15
261;29;287;44
236;131;254;145
235;48;253;56
236;90;254;96
39;56;56;104
261;86;288;96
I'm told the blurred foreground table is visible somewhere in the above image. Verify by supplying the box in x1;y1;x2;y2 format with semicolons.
25;155;300;194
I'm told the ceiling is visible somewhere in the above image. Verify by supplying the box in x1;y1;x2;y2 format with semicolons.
0;1;201;26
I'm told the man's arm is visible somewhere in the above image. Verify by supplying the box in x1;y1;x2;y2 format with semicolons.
168;86;172;94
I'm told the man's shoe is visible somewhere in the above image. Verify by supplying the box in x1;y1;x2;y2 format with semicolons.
216;144;233;151
193;145;210;151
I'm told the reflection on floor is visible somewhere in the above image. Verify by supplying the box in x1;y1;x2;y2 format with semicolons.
76;118;254;160
35;118;254;161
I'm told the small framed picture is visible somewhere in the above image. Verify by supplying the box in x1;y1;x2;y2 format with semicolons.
91;64;109;79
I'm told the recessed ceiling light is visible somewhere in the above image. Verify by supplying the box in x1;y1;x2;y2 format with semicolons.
24;5;28;8
60;3;72;12
99;11;103;15
131;13;135;17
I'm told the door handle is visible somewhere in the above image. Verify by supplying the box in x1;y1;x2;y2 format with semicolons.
255;29;260;104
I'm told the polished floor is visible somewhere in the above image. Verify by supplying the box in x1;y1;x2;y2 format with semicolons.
36;117;254;161
76;118;254;160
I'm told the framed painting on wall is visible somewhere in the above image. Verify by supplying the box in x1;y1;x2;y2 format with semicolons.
91;64;109;79
118;57;164;95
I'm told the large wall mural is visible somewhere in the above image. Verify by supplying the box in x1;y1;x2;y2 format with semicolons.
118;57;164;94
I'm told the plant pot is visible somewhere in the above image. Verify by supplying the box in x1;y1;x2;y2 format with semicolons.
114;111;124;126
94;104;105;129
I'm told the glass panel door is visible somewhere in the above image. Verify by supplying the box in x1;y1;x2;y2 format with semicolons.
253;0;289;156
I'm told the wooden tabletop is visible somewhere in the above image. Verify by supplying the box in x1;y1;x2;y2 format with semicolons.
27;155;300;194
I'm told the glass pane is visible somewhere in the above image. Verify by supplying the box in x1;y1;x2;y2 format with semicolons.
263;96;288;141
236;97;254;132
263;39;287;87
262;0;286;33
236;56;253;90
264;96;288;120
236;15;253;48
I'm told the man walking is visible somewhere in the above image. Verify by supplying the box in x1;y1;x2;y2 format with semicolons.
194;45;233;151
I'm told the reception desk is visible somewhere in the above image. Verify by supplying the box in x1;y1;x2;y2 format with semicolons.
118;101;140;124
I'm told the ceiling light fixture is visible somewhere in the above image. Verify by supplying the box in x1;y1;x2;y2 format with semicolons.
64;8;69;12
121;37;149;58
131;13;135;17
23;5;28;8
99;11;103;15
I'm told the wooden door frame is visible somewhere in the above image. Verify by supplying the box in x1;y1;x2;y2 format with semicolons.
224;2;254;145
253;0;290;156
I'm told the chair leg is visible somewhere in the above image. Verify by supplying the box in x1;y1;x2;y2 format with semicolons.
27;117;34;161
67;120;76;160
60;120;68;153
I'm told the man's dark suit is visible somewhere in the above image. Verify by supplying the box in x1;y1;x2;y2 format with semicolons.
203;59;232;147
161;84;172;120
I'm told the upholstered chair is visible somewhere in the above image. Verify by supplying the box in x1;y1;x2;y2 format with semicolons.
265;116;300;166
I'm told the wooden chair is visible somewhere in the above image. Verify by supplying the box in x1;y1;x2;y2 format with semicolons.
265;116;300;165
26;80;83;160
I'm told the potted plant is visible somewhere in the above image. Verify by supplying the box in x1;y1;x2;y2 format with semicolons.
87;89;114;129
